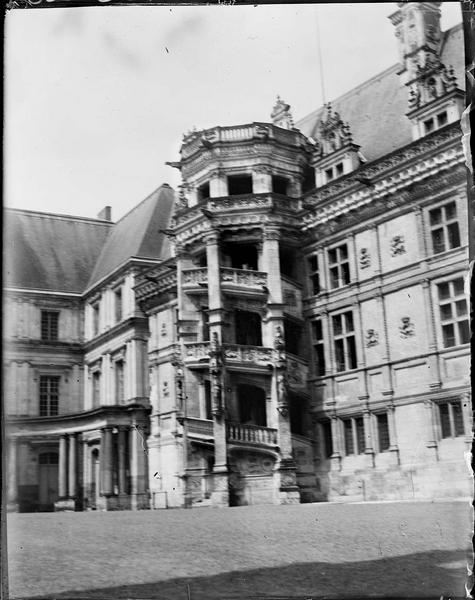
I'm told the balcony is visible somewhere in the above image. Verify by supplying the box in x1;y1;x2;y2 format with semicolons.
226;422;278;447
182;268;208;294
182;267;268;297
185;417;214;438
183;342;210;368
220;268;267;296
223;344;274;371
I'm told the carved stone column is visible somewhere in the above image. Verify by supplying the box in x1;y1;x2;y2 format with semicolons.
205;229;228;506
7;438;18;510
129;423;149;510
101;427;114;497
362;406;375;468
118;426;128;495
424;399;439;461
58;434;68;499
68;434;77;499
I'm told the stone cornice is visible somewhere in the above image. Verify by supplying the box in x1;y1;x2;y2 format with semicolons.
301;131;464;233
83;316;149;353
301;122;461;226
4;339;84;354
6;403;151;436
302;163;465;241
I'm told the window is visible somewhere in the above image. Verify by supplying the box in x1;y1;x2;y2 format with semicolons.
92;371;101;407
235;310;262;346
198;182;210;201
307;254;320;295
325;167;333;182
311;319;326;376
343;416;365;456
204;380;212;420
92;302;100;336
335;162;344;177
114;287;123;323
201;309;210;341
227;174;253;195
424;117;434;134
437;278;469;347
115;360;124;404
272;175;289;195
284;319;303;357
429;202;461;254
437;111;448;127
438;400;465;438
328;244;350;289
41;311;59;341
332;311;357;372
321;420;333;458
39;376;59;416
376;413;390;452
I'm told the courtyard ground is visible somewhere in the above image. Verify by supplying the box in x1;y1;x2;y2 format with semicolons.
6;500;472;600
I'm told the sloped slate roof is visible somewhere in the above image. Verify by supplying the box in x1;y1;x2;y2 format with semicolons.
4;210;112;293
86;184;174;289
296;24;464;163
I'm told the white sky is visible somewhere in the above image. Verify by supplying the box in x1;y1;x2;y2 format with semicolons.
5;2;462;221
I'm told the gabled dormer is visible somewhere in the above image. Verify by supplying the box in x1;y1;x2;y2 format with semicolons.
310;103;361;188
390;2;464;141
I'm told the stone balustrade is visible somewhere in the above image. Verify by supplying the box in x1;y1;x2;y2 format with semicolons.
182;268;208;286
223;344;274;365
226;422;278;446
183;342;211;363
185;417;214;437
220;268;267;288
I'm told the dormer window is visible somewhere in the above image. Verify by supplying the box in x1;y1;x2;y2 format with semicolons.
324;162;344;183
437;111;448;127
424;118;435;134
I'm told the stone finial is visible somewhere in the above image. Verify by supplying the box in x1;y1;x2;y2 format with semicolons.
271;96;294;130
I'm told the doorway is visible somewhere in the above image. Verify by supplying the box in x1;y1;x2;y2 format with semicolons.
38;452;59;511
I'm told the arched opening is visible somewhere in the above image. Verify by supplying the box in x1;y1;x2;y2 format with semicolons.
237;384;267;427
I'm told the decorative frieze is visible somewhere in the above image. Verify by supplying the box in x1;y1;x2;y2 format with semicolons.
223;344;273;365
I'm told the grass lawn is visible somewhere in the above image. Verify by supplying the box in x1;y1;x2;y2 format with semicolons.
6;501;472;599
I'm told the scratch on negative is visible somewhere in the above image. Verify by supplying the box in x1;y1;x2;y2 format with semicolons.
133;424;148;454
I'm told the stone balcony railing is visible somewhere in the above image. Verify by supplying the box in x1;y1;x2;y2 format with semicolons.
183;342;210;365
223;344;274;367
182;268;208;286
226;422;278;446
220;268;267;289
181;123;309;160
185;417;214;437
183;342;275;369
182;267;267;292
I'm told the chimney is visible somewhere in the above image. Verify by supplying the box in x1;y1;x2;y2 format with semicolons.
97;206;112;221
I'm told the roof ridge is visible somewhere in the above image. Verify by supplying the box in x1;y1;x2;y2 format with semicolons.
110;183;174;227
5;207;114;225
